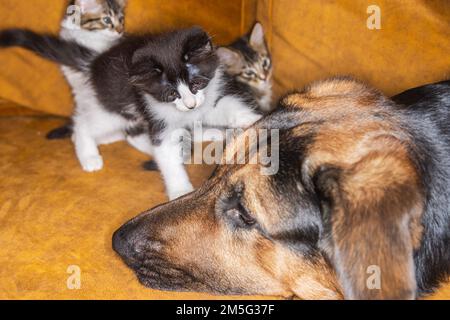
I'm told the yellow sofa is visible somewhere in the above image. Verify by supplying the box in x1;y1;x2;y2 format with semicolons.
0;0;449;299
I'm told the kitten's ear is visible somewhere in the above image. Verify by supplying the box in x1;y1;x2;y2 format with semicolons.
249;22;266;49
129;57;162;85
312;141;424;299
216;47;243;70
115;0;128;8
75;0;103;14
184;29;214;60
199;41;213;54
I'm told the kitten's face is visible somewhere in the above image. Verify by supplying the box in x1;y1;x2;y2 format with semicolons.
218;23;272;92
238;50;272;92
68;0;126;34
129;28;219;112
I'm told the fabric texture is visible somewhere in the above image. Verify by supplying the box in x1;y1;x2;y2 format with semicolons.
257;0;450;98
0;0;449;299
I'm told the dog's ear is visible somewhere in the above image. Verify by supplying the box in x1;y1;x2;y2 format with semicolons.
312;142;424;299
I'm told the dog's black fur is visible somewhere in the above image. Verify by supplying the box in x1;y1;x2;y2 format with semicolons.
391;80;450;294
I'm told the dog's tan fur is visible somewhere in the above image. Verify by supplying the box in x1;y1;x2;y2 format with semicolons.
114;77;429;299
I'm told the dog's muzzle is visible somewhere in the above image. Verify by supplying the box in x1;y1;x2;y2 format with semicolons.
113;218;144;269
113;212;204;291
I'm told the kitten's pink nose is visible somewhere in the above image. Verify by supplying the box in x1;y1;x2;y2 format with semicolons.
116;26;124;34
177;83;198;110
183;97;197;109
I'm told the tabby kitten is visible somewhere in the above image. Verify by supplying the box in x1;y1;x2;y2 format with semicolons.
48;0;126;139
62;0;126;43
0;27;261;200
217;22;273;112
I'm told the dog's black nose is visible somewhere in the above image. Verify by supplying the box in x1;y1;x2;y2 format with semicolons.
112;220;138;260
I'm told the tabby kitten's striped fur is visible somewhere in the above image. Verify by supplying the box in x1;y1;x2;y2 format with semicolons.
217;22;273;112
48;0;126;139
65;0;126;34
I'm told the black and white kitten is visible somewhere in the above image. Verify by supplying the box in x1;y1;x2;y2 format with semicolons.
217;22;273;112
48;0;126;139
0;27;262;199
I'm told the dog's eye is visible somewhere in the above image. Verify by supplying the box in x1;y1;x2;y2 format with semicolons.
225;204;256;228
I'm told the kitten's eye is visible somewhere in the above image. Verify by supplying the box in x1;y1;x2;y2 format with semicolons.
103;17;113;25
190;78;208;93
262;58;271;70
167;90;181;102
152;67;162;75
243;70;256;78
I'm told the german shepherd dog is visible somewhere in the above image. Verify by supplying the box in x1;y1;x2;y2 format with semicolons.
113;78;450;299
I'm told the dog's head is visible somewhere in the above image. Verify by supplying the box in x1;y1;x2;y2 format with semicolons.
113;78;425;299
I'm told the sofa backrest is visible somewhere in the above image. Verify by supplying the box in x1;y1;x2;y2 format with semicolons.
0;0;449;115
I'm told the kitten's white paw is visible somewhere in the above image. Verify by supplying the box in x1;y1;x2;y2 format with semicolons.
80;155;104;172
168;185;194;200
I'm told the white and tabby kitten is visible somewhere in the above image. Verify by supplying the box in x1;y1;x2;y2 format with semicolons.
61;0;126;50
0;27;262;200
217;22;273;113
48;0;126;139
